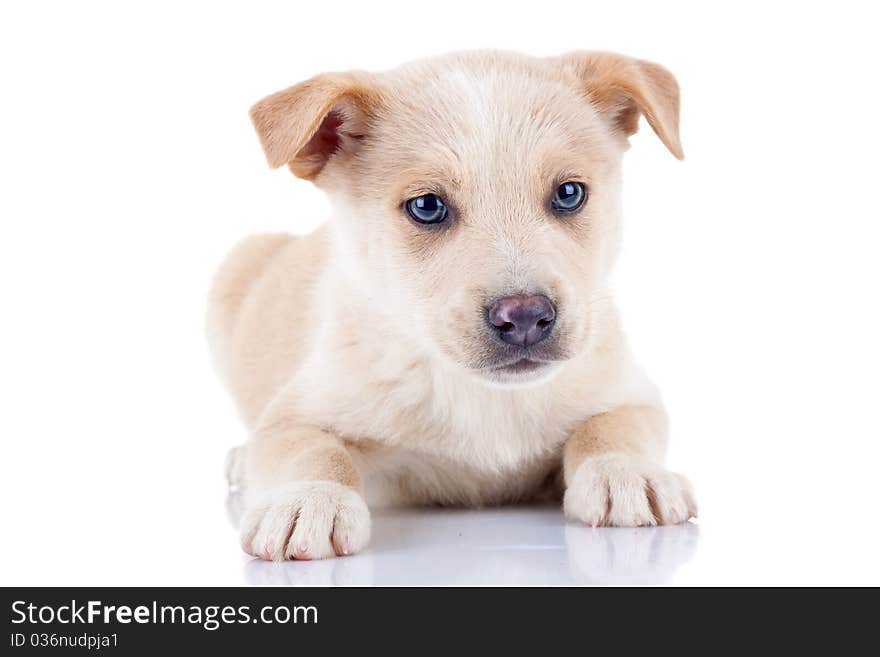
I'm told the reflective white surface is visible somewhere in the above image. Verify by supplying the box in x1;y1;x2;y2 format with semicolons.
233;497;700;586
2;2;880;588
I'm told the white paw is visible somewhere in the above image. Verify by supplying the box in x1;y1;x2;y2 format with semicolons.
240;481;371;561
564;453;697;527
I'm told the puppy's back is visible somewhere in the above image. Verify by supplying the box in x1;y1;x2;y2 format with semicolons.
207;229;328;425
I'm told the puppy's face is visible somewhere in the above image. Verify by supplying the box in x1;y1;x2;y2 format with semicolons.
251;51;682;386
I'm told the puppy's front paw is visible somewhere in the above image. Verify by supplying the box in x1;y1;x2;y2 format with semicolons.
564;453;696;527
240;481;370;561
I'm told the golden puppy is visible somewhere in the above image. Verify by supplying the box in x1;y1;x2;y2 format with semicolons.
208;50;696;561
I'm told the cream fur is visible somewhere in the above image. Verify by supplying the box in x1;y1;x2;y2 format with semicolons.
208;50;696;561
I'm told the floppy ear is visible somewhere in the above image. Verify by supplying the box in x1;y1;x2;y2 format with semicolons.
249;72;382;179
558;51;683;159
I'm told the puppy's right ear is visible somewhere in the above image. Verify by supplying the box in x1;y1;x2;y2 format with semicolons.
249;72;383;180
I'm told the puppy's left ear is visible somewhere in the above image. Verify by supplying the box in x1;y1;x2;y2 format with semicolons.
558;51;684;159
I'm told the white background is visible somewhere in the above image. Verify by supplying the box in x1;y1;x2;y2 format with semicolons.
1;1;878;586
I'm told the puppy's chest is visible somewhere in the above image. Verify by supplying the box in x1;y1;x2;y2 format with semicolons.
331;377;577;506
298;340;587;505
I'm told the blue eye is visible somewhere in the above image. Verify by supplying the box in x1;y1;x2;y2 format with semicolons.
551;182;587;213
406;194;448;224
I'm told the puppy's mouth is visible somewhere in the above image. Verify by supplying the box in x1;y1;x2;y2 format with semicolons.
490;358;551;375
476;349;568;385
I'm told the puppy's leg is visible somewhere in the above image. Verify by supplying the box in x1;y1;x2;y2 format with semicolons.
224;445;247;490
563;405;697;527
239;420;370;561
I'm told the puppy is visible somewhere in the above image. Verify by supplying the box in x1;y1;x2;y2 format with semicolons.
208;50;696;561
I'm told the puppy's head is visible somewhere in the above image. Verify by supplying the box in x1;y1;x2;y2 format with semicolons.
250;51;682;386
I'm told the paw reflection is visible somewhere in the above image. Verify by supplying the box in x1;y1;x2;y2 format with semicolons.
565;522;699;584
244;552;374;586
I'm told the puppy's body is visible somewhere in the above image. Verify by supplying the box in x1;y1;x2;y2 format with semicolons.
209;50;695;560
210;229;659;507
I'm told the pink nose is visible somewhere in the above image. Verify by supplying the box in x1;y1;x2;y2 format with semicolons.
488;295;556;347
